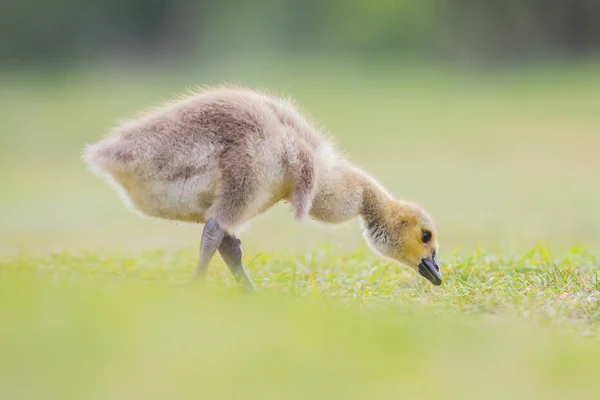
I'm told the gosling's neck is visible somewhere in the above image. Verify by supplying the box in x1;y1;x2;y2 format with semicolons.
357;170;394;232
308;163;393;225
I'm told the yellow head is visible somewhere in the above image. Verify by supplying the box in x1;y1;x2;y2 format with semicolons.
361;200;441;285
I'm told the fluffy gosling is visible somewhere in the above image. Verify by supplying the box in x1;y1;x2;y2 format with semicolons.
83;86;441;289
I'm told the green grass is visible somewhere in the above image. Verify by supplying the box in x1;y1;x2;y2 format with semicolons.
2;246;600;399
4;245;600;328
1;60;600;399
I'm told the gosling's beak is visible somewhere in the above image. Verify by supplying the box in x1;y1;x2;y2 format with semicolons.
418;252;442;286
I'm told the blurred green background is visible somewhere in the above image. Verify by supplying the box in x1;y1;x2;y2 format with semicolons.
3;0;600;64
1;1;600;399
1;0;600;255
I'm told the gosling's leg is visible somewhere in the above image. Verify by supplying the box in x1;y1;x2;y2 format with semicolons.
218;234;255;291
193;218;225;280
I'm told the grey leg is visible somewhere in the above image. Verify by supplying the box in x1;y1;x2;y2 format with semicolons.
219;234;255;291
193;218;225;280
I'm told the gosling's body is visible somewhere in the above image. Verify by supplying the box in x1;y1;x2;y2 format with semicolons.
85;87;346;228
84;86;442;288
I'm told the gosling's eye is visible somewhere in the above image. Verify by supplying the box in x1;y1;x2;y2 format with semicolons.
421;230;432;244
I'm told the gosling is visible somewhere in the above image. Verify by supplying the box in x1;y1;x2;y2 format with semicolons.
83;86;441;290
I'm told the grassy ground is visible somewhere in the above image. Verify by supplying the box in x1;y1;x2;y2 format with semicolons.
2;247;600;399
1;60;600;399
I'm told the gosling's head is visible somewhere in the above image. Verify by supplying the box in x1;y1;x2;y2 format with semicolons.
361;200;441;286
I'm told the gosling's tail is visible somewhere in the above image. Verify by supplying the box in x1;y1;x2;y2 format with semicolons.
82;137;136;177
